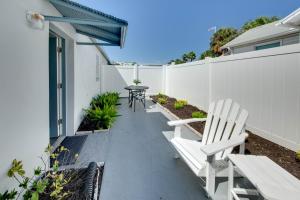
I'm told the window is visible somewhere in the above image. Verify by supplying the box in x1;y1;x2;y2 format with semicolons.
255;42;281;51
96;55;100;81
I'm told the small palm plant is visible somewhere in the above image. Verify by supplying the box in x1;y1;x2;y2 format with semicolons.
84;105;118;129
91;92;120;109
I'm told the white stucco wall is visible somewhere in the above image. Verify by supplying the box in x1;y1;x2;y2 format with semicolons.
0;0;108;191
102;65;136;97
74;34;108;131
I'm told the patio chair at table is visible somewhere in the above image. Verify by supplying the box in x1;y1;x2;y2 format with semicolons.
132;89;146;112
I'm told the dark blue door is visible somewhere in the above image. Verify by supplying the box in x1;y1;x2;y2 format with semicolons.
49;36;66;139
49;37;58;138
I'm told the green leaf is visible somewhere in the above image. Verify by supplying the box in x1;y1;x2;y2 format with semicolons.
7;159;25;177
53;160;59;172
0;189;17;200
45;144;53;153
34;167;42;176
31;192;39;200
19;177;30;189
23;190;32;200
35;179;48;193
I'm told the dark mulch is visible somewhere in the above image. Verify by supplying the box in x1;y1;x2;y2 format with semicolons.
40;165;104;200
151;94;300;180
151;95;206;134
77;117;100;132
51;135;87;166
245;132;300;180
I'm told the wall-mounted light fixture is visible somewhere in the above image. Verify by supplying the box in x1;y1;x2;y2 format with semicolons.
26;11;45;30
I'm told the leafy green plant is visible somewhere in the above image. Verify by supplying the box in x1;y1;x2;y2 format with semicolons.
2;145;77;200
157;97;167;105
174;100;187;110
84;105;118;129
192;111;207;118
91;92;120;109
157;93;166;99
133;79;141;85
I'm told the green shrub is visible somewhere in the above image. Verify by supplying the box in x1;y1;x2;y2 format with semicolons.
158;97;167;104
174;100;188;109
296;151;300;161
192;111;207;118
177;100;188;106
158;92;167;98
84;105;118;129
91;92;120;109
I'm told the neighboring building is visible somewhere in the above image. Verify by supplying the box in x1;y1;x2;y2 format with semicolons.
221;17;300;55
114;61;138;66
0;0;127;190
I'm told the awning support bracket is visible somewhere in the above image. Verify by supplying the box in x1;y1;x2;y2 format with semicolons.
76;42;119;46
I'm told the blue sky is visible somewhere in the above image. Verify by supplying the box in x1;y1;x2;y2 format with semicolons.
75;0;299;64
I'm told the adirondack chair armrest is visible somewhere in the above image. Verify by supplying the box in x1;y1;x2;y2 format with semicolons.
200;133;249;157
167;118;207;126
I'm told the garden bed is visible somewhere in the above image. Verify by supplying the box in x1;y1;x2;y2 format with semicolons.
77;117;110;133
151;95;207;134
151;94;300;180
77;92;120;133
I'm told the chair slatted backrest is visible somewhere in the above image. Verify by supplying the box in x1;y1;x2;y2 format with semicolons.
201;99;248;160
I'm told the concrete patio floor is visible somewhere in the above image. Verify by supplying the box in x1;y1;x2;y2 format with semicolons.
77;98;254;200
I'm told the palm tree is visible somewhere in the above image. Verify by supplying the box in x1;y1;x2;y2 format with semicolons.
210;28;239;56
182;51;196;62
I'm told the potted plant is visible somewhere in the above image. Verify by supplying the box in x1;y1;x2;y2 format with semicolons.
133;79;141;85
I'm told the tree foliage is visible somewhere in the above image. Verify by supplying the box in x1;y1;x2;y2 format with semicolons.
182;51;196;62
199;16;279;60
199;49;215;60
169;16;280;62
169;51;197;65
210;28;239;56
241;16;279;32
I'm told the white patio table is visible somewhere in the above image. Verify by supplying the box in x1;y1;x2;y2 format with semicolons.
228;154;300;200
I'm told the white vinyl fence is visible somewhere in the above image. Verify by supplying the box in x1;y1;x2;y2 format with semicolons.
101;65;163;97
103;43;300;151
165;43;300;151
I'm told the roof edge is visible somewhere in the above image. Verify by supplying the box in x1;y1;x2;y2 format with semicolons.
90;37;112;64
221;27;299;49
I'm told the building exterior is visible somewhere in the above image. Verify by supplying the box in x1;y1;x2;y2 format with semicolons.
0;0;127;190
221;21;300;55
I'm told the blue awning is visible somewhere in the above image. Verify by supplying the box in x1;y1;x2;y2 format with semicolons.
46;0;128;48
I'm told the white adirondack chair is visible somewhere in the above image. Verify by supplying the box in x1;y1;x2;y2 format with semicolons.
167;99;249;198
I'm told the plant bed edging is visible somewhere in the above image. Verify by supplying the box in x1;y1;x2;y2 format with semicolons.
76;129;109;135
